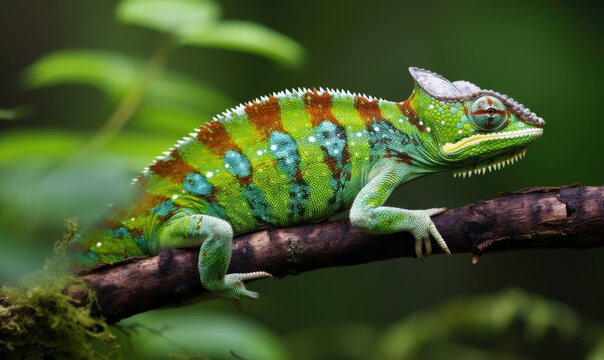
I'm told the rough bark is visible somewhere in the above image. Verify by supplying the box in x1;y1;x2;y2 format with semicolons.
71;184;604;323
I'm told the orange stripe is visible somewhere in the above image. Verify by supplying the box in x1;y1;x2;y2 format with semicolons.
197;120;241;156
396;92;425;132
303;88;340;127
245;94;285;141
149;149;197;183
354;96;383;126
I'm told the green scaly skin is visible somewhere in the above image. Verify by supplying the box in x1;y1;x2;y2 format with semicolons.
69;67;545;303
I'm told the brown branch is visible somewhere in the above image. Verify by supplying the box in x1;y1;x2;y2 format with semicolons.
72;184;604;323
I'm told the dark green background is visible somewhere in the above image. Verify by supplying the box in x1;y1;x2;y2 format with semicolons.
1;1;602;359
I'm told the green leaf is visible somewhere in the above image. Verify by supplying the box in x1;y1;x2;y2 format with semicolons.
24;50;140;100
115;307;292;360
0;131;84;165
181;20;305;68
116;0;220;35
24;49;232;119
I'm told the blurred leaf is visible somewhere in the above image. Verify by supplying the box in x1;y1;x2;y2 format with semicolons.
116;0;220;35
0;107;31;121
24;50;140;100
24;50;232;124
375;289;593;360
180;21;305;68
0;131;84;165
115;307;291;360
133;106;205;135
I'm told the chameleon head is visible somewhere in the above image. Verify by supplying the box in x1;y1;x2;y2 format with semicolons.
408;67;545;176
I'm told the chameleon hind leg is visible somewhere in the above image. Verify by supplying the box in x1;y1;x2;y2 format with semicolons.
157;212;271;301
350;160;450;260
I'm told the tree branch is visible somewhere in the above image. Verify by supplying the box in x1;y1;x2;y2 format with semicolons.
73;184;604;323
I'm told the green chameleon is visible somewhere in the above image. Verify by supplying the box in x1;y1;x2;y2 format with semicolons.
69;67;544;303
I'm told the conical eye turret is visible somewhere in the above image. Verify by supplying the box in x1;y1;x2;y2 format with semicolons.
469;96;508;131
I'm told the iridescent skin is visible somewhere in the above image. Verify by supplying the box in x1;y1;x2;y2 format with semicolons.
69;67;544;302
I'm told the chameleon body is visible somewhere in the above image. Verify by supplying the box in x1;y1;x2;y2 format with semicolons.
69;67;545;302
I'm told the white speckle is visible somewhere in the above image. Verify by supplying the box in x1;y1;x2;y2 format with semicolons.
356;132;362;137
441;120;446;125
458;130;463;134
215;169;219;173
325;141;330;145
96;242;102;247
419;121;424;126
399;118;403;122
270;144;277;150
172;194;178;200
427;127;431;132
225;163;230;168
256;150;263;156
374;126;380;131
206;171;214;178
429;104;435;109
334;149;339;154
130;217;135;221
308;136;316;142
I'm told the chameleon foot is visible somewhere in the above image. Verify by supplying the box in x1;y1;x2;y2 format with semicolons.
408;207;450;261
216;271;272;301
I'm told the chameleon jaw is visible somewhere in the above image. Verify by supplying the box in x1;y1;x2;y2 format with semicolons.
453;148;528;178
441;128;544;153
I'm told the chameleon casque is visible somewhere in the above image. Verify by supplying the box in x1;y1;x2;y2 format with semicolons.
69;67;545;303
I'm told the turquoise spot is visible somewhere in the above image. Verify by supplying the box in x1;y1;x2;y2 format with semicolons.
152;200;177;217
438;107;444;113
519;123;525;127
269;131;300;175
450;107;458;114
242;184;271;224
134;235;149;253
74;251;99;266
460;115;468;123
457;123;463;129
224;150;251;177
315;121;346;159
184;173;212;195
107;226;130;239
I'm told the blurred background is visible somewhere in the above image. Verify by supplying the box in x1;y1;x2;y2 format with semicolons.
0;0;602;359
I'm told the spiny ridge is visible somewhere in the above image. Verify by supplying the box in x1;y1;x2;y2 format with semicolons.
452;149;527;178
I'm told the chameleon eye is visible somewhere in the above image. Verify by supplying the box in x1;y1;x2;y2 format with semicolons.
468;96;508;131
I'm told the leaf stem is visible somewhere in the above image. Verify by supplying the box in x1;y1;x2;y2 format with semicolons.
64;34;177;164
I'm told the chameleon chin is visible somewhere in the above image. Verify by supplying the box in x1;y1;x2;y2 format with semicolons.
68;67;544;303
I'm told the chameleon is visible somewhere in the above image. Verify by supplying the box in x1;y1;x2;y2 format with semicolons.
69;67;545;303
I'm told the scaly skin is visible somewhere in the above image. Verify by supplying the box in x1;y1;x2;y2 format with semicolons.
69;67;545;302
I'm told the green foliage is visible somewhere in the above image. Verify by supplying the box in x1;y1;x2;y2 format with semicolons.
178;21;305;68
116;0;221;35
374;289;603;360
114;307;291;360
116;0;304;68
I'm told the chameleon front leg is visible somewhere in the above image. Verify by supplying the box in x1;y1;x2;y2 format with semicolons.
349;161;450;260
156;211;271;302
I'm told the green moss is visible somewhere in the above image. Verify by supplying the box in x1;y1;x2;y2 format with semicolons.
0;218;118;359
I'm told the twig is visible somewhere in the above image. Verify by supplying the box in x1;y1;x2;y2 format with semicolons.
71;184;603;323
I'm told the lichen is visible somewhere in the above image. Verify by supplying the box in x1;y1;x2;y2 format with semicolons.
0;218;118;359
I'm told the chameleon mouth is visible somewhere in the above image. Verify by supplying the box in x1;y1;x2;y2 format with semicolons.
441;128;543;153
453;148;528;178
